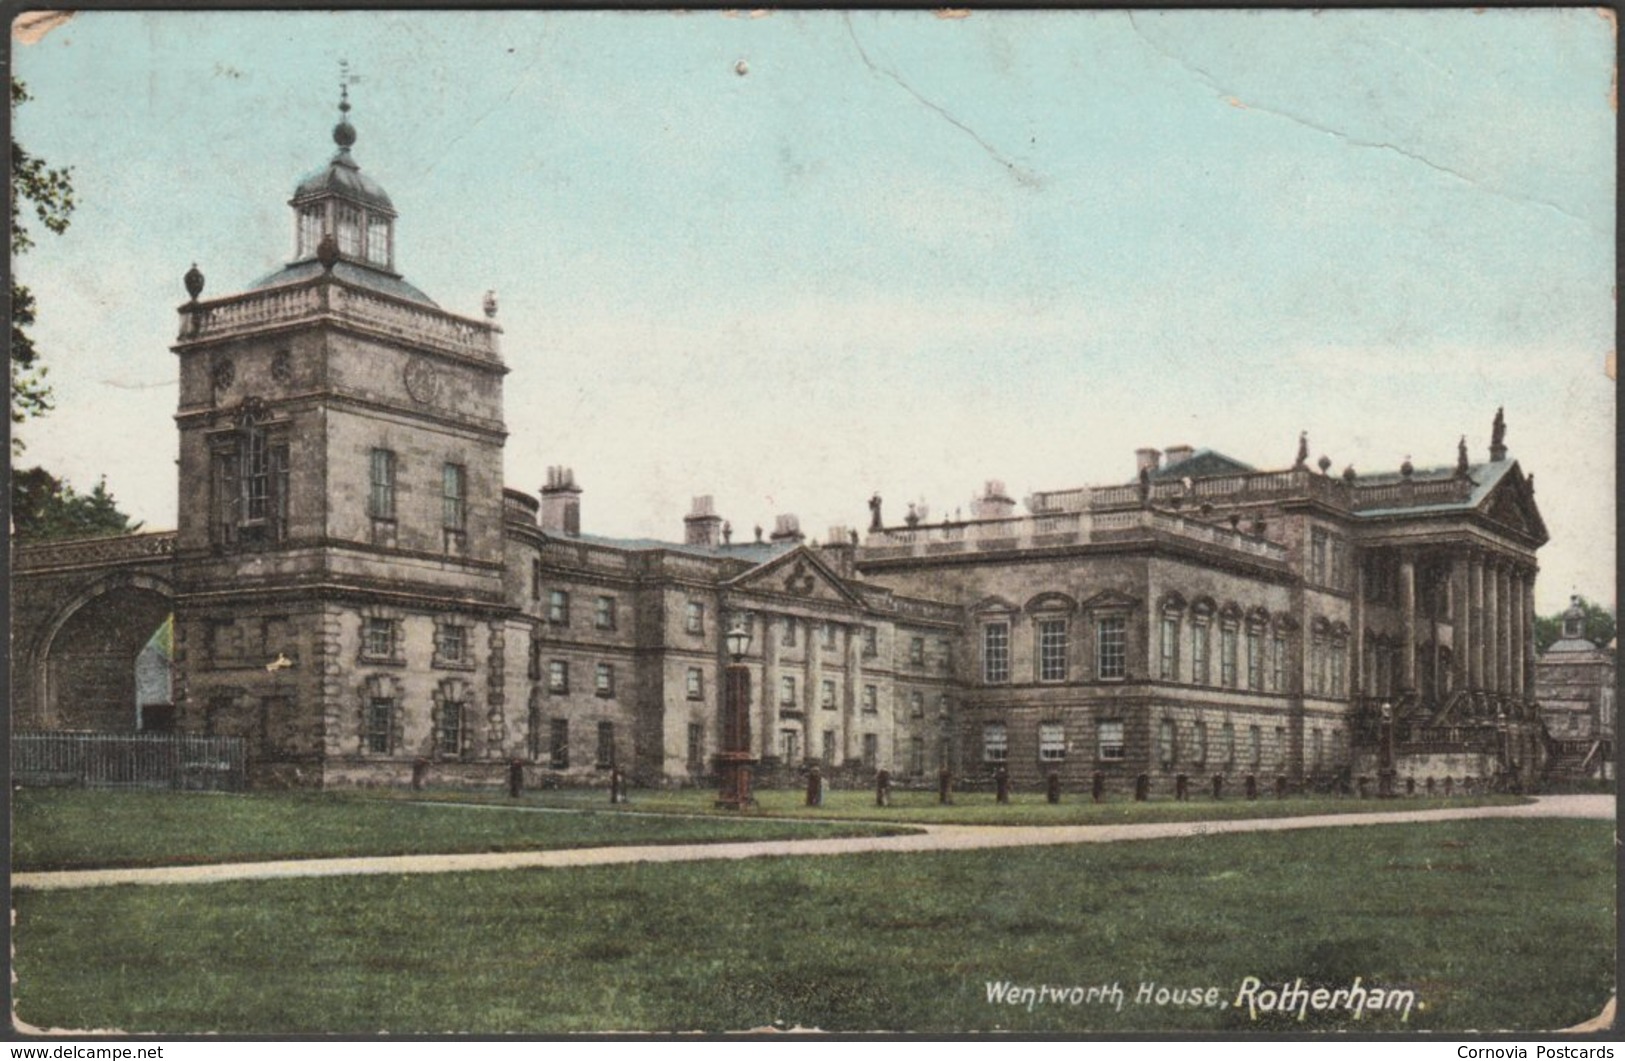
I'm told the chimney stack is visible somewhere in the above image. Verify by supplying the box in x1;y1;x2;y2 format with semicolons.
1135;448;1162;475
969;479;1015;520
769;513;804;543
1163;445;1194;469
539;466;582;537
684;495;724;547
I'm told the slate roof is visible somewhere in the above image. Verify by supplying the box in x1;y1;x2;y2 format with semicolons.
572;532;795;565
246;259;438;307
1146;449;1256;481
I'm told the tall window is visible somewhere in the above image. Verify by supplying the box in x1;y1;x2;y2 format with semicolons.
365;214;391;267
595;596;616;630
1249;725;1262;769
982;723;1008;762
1222;720;1236;767
596;722;615;768
780;676;797;706
362;617;396;661
547;660;568;694
781;620;798;647
297;205;323;258
365;696;393;754
336;203;362;257
442;463;467;532
1097;720;1125;761
1097;616;1127;679
688;724;704;777
822;730;837;765
909;691;924;717
369;448;396;520
1310;635;1327;696
1192;720;1208;767
1311;528;1328;585
1246;629;1263;690
437;698;464;758
821;679;837;710
782;729;800;763
863;685;878;713
595;663;615;697
1311;728;1324;770
1191;622;1211;685
983;622;1010;683
1160;615;1180;681
1039;723;1067;761
214;414;289;546
1271;634;1287;691
909;637;926;665
862;627;877;657
823;624;839;650
1158;718;1176;767
862;733;879;767
1039;619;1069;682
1330;639;1347;697
548;590;570;625
1220;627;1238;688
549;718;569;768
686;667;704;700
685;601;704;635
435;623;468;666
910;737;925;775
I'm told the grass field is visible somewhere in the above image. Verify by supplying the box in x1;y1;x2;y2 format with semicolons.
388;783;1530;826
11;819;1611;1034
10;789;916;871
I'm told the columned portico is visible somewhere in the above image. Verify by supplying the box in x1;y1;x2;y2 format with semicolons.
1399;551;1417;692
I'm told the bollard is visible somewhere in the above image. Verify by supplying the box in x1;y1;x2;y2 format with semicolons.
1244;774;1257;800
1175;773;1189;802
1357;775;1370;799
1426;776;1436;797
1405;776;1415;797
876;769;892;807
1275;775;1287;799
1091;771;1105;804
508;758;524;799
938;765;953;805
1134;773;1149;802
995;766;1010;804
1211;773;1223;800
1046;771;1061;805
412;757;429;791
807;765;822;807
1444;776;1454;797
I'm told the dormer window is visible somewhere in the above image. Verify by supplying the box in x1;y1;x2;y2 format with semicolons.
336;203;363;258
366;215;391;267
297;205;324;259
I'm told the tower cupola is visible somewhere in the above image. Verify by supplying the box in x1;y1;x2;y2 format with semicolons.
288;82;398;274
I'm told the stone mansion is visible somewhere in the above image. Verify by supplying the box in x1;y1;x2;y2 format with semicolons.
10;104;1552;791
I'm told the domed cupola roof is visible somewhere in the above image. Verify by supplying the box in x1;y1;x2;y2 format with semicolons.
290;95;396;216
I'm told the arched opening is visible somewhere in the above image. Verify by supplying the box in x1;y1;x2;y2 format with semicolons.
39;581;173;732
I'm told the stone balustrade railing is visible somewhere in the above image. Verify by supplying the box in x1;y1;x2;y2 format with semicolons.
14;531;178;572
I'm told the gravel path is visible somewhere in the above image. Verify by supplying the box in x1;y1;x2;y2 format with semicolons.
12;794;1612;893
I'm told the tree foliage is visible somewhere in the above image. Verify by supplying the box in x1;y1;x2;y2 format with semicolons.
1535;595;1616;654
11;76;76;448
11;465;141;541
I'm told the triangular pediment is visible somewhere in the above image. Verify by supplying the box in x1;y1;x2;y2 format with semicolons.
1478;463;1549;545
723;545;865;606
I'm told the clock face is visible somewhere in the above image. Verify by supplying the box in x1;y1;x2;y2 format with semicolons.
403;357;442;404
212;358;235;391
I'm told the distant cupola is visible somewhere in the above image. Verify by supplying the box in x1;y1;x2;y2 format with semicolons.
288;82;398;274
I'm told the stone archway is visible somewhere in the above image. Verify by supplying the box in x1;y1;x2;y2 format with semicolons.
33;574;174;731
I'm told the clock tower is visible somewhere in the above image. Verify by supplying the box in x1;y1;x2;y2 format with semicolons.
171;89;514;786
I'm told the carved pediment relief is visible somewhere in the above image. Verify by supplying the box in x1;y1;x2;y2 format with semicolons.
725;546;864;607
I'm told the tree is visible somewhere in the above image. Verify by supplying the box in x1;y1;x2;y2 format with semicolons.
11;466;141;541
1535;595;1616;653
11;76;76;450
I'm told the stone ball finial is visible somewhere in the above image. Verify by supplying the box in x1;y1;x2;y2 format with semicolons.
333;120;357;150
1317;455;1331;474
184;262;205;302
1400;456;1414;478
483;290;499;319
1342;464;1356;483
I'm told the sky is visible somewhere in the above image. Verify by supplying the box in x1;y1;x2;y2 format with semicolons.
10;9;1615;614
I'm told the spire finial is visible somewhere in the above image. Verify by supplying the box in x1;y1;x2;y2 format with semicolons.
333;59;359;151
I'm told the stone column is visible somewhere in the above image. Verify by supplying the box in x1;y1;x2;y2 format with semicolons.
1501;565;1514;698
804;618;822;765
1469;554;1485;692
1497;564;1513;696
1399;551;1417;692
842;623;860;766
1523;571;1538;701
1451;553;1471;695
1429;565;1443;703
1483;558;1500;695
1352;554;1366;700
761;614;780;760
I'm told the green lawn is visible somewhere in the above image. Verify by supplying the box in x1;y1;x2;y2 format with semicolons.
389;783;1530;826
11;819;1611;1034
10;789;915;871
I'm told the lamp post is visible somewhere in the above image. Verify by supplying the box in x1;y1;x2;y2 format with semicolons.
717;617;757;809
